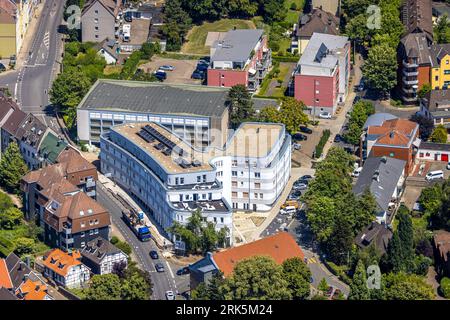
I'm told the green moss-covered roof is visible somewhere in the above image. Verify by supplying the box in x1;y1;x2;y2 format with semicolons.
38;133;68;164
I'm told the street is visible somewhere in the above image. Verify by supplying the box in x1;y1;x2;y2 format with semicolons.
96;185;190;300
0;0;64;134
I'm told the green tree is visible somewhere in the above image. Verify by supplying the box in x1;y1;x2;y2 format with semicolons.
434;14;450;44
382;272;434;300
0;142;28;193
85;274;122;300
278;98;309;134
385;232;404;273
0;207;23;230
362;44;398;98
115;240;132;256
191;271;226;300
397;211;415;272
318;278;329;293
221;256;291;300
345;14;373;47
282;257;311;300
13;237;35;256
259;105;281;123
344;100;375;146
418;83;431;99
348;260;370;300
430;125;448;143
440;277;450;299
325;214;354;265
121;272;152;300
228;85;255;128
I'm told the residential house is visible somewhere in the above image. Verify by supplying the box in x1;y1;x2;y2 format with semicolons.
0;253;53;300
0;0;37;58
360;116;420;173
402;0;433;36
81;0;120;43
293;32;351;115
430;43;450;90
0;97;26;155
418;142;450;162
76;79;231;148
42;249;90;289
419;89;450;129
353;157;406;224
189;232;304;289
354;222;393;255
291;8;339;54
80;237;128;275
433;230;450;277
310;0;340;16
397;33;433;104
95;38;120;64
207;29;272;91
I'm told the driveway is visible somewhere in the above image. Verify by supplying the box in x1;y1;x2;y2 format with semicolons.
138;57;201;85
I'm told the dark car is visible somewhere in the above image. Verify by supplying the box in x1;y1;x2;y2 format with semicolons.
334;134;344;143
155;263;165;273
300;175;313;181
176;267;190;276
0;63;6;72
154;71;167;81
149;250;159;259
326;286;334;297
191;71;204;80
196;63;208;72
299;126;313;134
124;12;133;22
344;147;353;154
293;133;308;141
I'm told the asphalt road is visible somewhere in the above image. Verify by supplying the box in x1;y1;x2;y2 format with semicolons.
0;0;64;134
96;185;190;300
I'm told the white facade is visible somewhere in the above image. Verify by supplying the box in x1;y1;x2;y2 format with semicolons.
99;251;128;275
45;264;90;289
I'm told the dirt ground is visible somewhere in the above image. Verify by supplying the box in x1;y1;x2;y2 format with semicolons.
138;57;201;85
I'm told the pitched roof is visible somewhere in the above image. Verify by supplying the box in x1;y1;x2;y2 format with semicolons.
367;118;418;147
0;287;17;300
15;278;49;300
38;133;68;164
363;113;398;130
82;0;119;16
402;0;433;36
434;230;450;262
296;8;339;38
354;222;393;255
1;106;26;136
210;29;264;63
0;0;16;24
376;130;411;146
5;253;33;289
212;232;304;277
399;32;432;65
81;237;126;265
419;141;450;152
14;114;48;149
0;96;18;123
0;259;13;289
43;249;83;277
78;79;230;118
430;43;450;67
56;148;96;174
353;157;406;212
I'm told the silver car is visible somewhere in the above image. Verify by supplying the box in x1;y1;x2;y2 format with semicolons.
165;290;175;300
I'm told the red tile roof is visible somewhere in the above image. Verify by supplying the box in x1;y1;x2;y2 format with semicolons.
0;259;13;289
15;279;48;300
212;232;304;277
43;249;83;277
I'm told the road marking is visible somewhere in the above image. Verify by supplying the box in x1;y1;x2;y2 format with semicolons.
166;260;175;280
308;258;318;264
43;31;50;48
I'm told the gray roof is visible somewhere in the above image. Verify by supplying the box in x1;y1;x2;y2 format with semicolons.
189;252;218;275
80;237;126;266
299;32;348;69
78;80;230;117
363;113;398;130
0;287;17;300
211;29;264;63
419;142;450;152
423;89;450;112
353;157;406;212
252;97;280;112
354;222;393;255
399;32;432;65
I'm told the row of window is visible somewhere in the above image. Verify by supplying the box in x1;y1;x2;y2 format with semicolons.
232;192;264;199
90;113;209;126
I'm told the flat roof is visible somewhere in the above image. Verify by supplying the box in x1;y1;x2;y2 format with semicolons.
114;122;214;174
78;79;230;117
299;32;348;69
211;29;264;63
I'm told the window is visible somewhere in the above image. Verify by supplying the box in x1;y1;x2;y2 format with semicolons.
436;76;439;81
254;183;261;189
81;242;86;248
197;176;201;182
95;10;98;14
232;192;238;197
175;177;179;185
232;160;237;167
254;172;261;179
203;175;206;182
220;217;224;223
445;70;450;75
89;230;94;235
232;181;238;187
94;229;99;234
81;222;85;228
94;18;99;23
254;193;258;199
243;192;249;198
419;153;424;157
180;178;184;185
389;152;395;157
81;232;85;238
447;60;449;65
95;26;99;31
260;193;263;199
232;171;237;177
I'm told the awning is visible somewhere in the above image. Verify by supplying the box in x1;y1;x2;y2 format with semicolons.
412;138;421;148
248;68;256;75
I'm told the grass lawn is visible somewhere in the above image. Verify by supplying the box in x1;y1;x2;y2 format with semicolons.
285;0;305;25
182;19;256;55
103;65;123;75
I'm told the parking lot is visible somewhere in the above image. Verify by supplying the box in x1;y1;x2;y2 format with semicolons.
138;57;202;85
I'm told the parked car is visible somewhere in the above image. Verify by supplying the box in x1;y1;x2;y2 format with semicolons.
198;59;209;66
357;78;365;92
0;63;6;73
326;286;334;297
149;250;159;260
293;143;302;150
319;111;332;119
288;190;301;200
300;175;313;181
196;63;208;72
165;290;175;300
191;71;204;79
293;133;308;141
299;126;313;134
294;183;308;191
353;96;361;105
159;65;175;71
154;71;167;81
352;167;363;177
155;263;165;272
344;147;353;154
295;179;309;186
426;170;444;182
334;134;344;143
447;161;450;170
176;267;190;276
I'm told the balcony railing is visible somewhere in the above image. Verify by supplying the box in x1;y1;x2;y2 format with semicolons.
403;60;418;68
402;77;418;85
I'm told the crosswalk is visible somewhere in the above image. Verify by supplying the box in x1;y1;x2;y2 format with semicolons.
43;31;50;48
306;257;318;264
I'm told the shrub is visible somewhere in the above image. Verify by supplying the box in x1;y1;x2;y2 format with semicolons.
314;129;331;159
115;240;132;255
440;277;450;298
110;236;119;245
290;3;297;10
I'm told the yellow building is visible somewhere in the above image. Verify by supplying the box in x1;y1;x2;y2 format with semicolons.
431;43;450;89
0;0;36;58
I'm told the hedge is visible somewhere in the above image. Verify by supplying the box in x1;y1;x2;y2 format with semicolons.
272;55;299;63
314;129;331;159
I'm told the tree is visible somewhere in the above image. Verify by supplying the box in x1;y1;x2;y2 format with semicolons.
344;100;375;146
440;277;450;299
221;256;291;300
278;98;309;134
282;257;311;300
0;207;23;230
397;212;415;272
192;271;226;300
0;142;28;193
318;278;329;293
162;0;192;50
228;85;255;128
325;215;354;265
85;274;122;300
385;232;404;273
259;0;287;23
342;0;372;18
362;44;398;98
348;260;370;300
434;14;450;44
345;14;373;47
122;272;152;300
430;125;448;143
13;237;35;256
418;83;431;99
410;113;434;140
115;240;132;256
382;272;434;300
258;105;280;123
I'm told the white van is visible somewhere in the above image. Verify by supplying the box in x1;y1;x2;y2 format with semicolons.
425;170;444;182
283;206;297;215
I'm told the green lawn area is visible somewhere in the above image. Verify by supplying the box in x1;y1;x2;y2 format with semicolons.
285;0;305;25
182;19;256;55
103;65;123;75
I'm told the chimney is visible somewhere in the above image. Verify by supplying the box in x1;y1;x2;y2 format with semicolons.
389;131;394;139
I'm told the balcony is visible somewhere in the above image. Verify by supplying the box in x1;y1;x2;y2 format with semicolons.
403;60;418;68
63;225;72;235
86;179;96;188
403;69;419;77
402;77;418;85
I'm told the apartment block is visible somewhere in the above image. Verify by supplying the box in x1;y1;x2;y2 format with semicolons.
294;32;350;115
81;0;120;43
80;237;128;275
77;80;230;148
420;89;450;128
207;29;272;91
